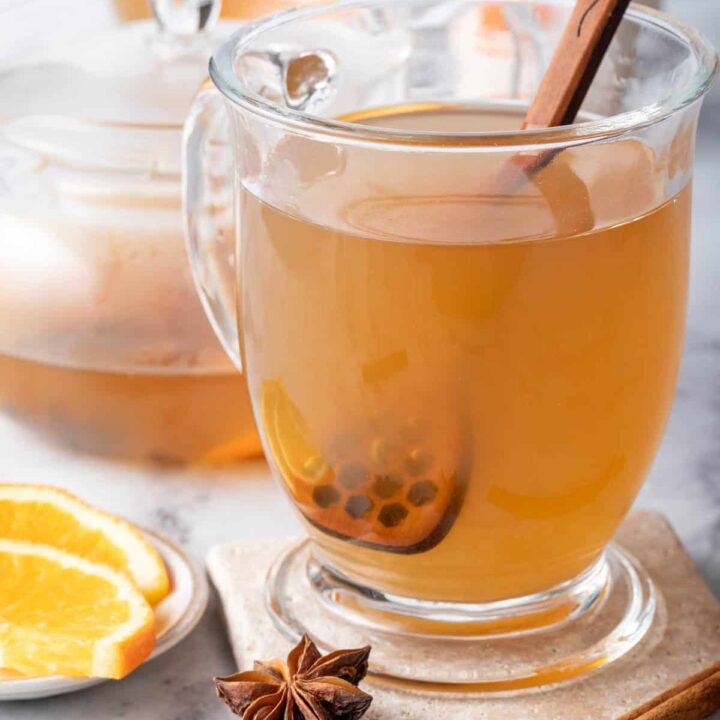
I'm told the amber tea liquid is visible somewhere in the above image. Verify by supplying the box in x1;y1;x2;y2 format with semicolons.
0;201;260;464
241;104;690;602
0;355;258;464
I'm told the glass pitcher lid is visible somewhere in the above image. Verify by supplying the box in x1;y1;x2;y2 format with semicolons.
0;0;237;126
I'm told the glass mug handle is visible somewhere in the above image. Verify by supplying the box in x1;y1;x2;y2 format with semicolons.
182;82;242;369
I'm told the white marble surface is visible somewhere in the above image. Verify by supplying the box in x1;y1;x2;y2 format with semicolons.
0;1;718;718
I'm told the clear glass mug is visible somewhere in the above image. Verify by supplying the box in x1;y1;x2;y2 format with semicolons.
184;0;717;689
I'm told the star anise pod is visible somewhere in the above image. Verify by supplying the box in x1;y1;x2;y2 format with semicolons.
214;635;373;720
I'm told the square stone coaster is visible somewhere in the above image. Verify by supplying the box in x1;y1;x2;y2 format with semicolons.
206;511;720;719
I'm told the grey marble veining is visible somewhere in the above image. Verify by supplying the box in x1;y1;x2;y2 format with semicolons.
0;2;718;718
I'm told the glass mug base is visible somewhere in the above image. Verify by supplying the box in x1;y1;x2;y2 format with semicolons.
265;540;657;693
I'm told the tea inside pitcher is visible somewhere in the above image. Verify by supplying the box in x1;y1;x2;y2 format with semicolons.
242;103;689;602
0;357;258;465
0;182;259;465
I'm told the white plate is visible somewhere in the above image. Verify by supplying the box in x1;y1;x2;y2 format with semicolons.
0;528;208;701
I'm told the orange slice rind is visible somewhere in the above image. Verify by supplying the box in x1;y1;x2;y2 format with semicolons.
0;484;170;605
0;540;155;679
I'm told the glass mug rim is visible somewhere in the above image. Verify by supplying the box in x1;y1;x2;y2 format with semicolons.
209;0;718;150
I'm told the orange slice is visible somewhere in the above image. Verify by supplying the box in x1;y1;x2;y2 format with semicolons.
0;540;155;679
0;484;169;605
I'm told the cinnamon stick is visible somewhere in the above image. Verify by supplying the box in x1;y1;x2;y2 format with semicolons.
616;661;720;720
500;0;632;189
523;0;631;129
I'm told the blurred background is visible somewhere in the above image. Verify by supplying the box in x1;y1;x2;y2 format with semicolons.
635;0;720;598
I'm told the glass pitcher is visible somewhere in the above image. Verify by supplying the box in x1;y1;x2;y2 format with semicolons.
0;0;268;464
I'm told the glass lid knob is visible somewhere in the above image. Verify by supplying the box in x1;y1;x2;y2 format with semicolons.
150;0;221;48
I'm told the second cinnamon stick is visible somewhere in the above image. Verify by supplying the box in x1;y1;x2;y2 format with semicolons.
617;661;720;720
